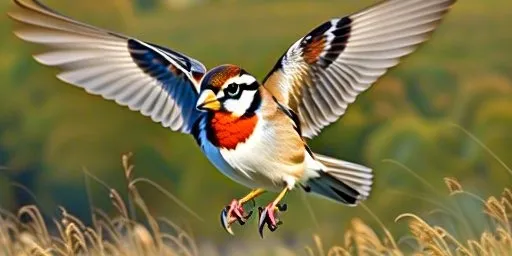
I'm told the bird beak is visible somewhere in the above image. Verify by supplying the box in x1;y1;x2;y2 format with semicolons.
196;90;221;111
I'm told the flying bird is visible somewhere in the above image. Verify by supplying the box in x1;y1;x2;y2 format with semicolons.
9;0;456;236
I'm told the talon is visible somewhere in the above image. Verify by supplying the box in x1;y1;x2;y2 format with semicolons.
258;188;289;237
268;223;278;232
258;203;282;238
277;203;287;212
220;199;254;235
258;207;268;238
220;206;234;235
236;213;248;225
244;208;254;219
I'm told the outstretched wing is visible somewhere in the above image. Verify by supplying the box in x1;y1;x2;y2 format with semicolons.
263;0;456;138
9;0;207;133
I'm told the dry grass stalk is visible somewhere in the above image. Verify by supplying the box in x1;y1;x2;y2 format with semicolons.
444;177;463;195
310;182;512;256
0;153;198;256
2;136;511;256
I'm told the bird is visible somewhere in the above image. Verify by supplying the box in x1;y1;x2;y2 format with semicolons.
9;0;456;236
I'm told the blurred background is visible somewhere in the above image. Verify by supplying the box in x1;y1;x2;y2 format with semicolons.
1;0;511;254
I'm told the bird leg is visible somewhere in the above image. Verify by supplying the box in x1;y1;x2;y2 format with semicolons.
258;187;289;237
220;188;265;235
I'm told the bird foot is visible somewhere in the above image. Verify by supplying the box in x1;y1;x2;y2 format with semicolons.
258;202;287;237
220;199;254;235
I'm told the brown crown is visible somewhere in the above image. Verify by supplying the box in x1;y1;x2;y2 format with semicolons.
206;64;241;89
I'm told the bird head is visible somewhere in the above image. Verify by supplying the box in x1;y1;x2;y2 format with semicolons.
196;64;261;117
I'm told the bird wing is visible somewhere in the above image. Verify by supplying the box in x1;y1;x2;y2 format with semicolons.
9;0;207;133
263;0;456;138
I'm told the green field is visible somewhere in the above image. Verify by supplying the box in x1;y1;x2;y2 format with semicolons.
0;0;511;254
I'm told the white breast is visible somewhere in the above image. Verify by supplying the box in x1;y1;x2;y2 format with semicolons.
196;112;305;191
196;116;260;189
218;115;303;191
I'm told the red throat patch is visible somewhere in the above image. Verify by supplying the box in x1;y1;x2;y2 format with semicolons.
208;112;258;150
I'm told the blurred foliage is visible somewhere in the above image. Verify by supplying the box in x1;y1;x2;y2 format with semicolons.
0;0;511;250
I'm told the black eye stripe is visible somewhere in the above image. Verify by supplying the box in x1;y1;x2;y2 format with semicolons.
239;81;259;91
216;80;260;103
223;81;258;95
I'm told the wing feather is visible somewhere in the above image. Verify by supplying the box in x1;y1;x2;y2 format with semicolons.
263;0;456;138
9;0;207;133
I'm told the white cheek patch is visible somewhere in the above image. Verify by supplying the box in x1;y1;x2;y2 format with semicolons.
223;90;257;116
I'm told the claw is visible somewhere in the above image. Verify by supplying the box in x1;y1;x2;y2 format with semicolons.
257;207;265;237
220;206;234;235
220;199;254;235
258;203;286;238
277;203;287;212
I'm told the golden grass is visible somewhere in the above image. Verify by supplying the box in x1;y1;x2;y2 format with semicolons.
305;182;511;256
1;163;511;256
304;125;512;256
2;134;511;255
0;153;198;256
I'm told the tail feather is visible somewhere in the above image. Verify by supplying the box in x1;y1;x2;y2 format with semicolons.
305;153;373;206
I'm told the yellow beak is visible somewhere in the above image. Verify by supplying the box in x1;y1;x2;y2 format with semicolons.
196;90;221;111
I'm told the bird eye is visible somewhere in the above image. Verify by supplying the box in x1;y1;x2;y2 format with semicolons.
225;83;240;97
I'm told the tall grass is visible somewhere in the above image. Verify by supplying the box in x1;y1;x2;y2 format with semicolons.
306;182;511;256
1;130;511;255
306;126;512;256
0;153;198;256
